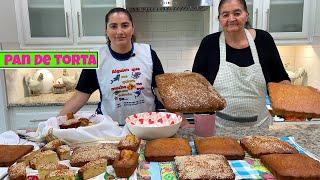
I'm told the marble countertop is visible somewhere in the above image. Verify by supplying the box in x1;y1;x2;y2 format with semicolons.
177;124;320;157
8;91;100;107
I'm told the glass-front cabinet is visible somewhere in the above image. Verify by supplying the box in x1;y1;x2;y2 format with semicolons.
18;0;124;45
250;0;312;43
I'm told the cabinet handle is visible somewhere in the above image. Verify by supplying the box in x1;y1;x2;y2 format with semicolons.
29;119;47;123
65;12;70;37
266;8;270;32
77;11;82;37
254;8;258;28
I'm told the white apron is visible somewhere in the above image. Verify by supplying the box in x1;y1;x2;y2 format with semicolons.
214;29;272;127
96;43;155;125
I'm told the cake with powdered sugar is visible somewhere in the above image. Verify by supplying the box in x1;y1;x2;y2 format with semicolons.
155;72;226;113
175;154;235;180
240;136;298;158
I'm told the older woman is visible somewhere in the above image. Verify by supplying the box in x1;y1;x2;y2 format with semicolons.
192;0;290;127
60;8;164;125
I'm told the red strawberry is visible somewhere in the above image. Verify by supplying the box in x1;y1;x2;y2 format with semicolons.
166;114;171;119
139;119;144;124
170;121;174;125
131;122;135;125
134;114;138;118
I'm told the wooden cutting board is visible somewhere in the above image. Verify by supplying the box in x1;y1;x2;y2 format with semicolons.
0;145;34;167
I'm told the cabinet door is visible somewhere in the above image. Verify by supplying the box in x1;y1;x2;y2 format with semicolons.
21;0;73;44
263;0;311;40
246;0;261;29
73;0;124;44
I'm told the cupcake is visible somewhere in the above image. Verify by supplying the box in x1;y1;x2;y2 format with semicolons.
112;150;139;178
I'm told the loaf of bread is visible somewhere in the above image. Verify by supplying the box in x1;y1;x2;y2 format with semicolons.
78;158;108;180
260;154;320;180
0;145;34;167
70;144;119;167
175;154;235;180
268;82;320;119
17;150;41;164
112;150;139;178
195;137;245;160
155;72;226;113
117;134;141;152
144;138;191;162
29;150;59;169
8;162;27;180
240;136;298;158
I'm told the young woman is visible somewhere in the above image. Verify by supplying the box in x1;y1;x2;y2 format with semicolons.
60;8;164;125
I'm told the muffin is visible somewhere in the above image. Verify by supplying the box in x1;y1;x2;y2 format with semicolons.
117;134;141;152
112;150;139;178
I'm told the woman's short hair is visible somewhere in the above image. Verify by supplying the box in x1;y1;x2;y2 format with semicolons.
218;0;251;28
105;7;136;44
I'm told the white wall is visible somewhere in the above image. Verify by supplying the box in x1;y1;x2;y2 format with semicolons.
131;11;208;72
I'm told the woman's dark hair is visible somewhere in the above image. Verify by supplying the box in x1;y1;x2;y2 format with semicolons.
218;0;251;28
105;7;136;44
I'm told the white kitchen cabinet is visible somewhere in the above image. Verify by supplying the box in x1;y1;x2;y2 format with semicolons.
249;0;313;44
16;0;124;46
8;105;97;130
216;0;315;44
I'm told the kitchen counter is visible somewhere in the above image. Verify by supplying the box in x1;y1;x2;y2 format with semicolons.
177;124;320;156
8;90;100;107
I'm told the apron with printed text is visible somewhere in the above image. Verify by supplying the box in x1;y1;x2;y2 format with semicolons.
214;29;272;127
96;43;155;125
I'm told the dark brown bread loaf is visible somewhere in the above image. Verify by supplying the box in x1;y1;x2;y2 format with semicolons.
195;137;245;160
155;72;226;113
175;154;235;180
144;138;191;162
268;82;320;119
0;145;34;167
240;136;298;158
260;154;320;180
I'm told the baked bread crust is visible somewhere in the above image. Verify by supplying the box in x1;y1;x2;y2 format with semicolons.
240;136;298;158
70;144;119;167
78;158;108;180
29;150;59;169
117;134;141;152
56;145;71;160
0;145;34;167
260;154;320;180
46;169;75;180
195;137;245;160
113;150;139;178
144;138;191;162
155;72;226;113
8;162;27;180
42;139;63;151
268;83;320;119
175;154;235;180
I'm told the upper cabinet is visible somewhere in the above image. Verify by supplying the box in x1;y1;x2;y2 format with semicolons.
245;0;314;44
16;0;124;47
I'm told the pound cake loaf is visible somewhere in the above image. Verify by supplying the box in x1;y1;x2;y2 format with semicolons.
8;162;27;180
195;137;245;160
37;163;69;180
0;145;34;167
268;83;320;119
113;150;139;178
175;154;235;180
144;138;191;162
155;72;226;113
117;134;141;152
240;136;298;158
78;158;108;180
260;154;320;180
